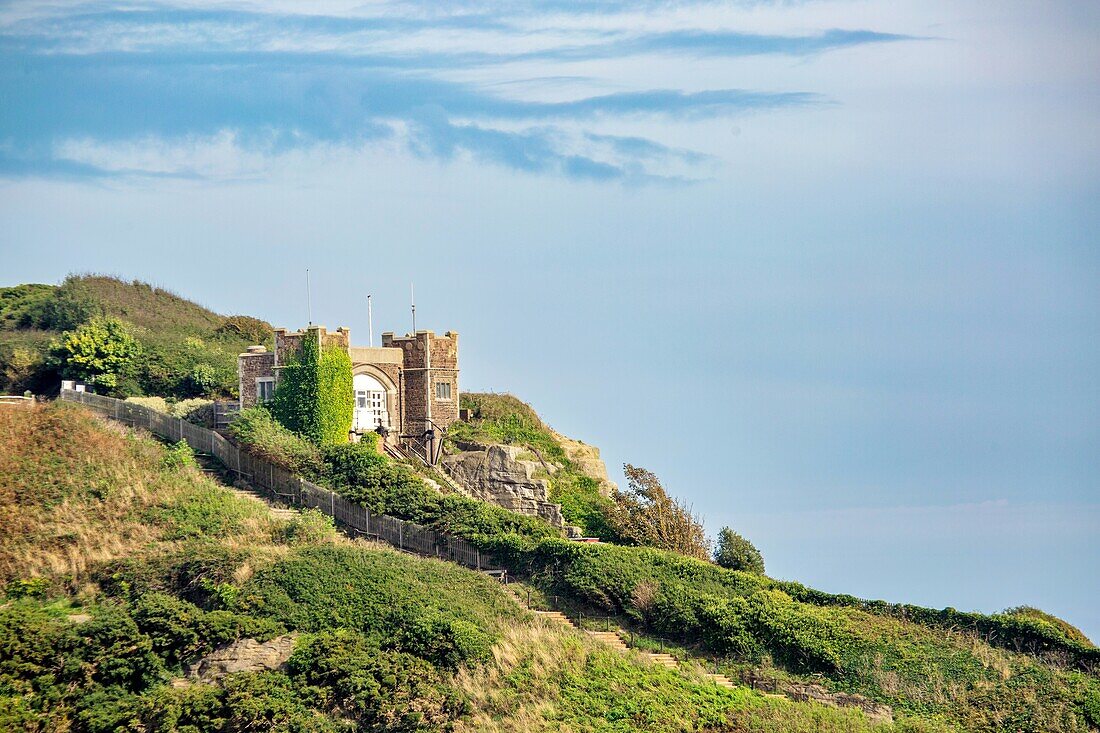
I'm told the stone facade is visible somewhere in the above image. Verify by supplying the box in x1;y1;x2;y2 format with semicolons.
238;326;460;454
237;346;274;408
381;331;459;434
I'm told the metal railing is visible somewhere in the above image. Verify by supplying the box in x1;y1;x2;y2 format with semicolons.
59;389;503;573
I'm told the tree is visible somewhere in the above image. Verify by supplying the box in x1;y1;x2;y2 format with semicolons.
270;329;353;445
49;316;139;392
714;526;765;574
606;464;710;560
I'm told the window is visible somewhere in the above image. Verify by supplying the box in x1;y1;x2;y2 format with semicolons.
256;378;275;403
435;382;452;400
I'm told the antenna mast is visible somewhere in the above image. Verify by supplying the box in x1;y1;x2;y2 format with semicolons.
305;268;313;326
410;283;416;334
367;294;374;347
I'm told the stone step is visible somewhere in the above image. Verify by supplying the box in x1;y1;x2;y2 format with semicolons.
533;610;575;627
648;654;679;668
706;673;736;688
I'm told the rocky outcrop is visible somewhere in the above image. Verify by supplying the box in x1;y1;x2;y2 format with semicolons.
441;441;565;527
548;429;616;496
783;682;893;724
186;634;298;684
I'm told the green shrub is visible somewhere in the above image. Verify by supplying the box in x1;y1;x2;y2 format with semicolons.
132;591;285;667
49;315;140;394
450;393;564;461
714;526;765;574
5;577;51;599
143;480;269;540
548;472;619;539
140;671;343;733
216;315;272;344
95;541;249;610
162;439;197;470
281;509;338;545
229;407;324;476
185;363;220;397
289;630;461;731
393;614;493;670
239;545;514;668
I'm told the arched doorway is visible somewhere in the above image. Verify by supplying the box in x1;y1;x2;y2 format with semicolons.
353;372;391;432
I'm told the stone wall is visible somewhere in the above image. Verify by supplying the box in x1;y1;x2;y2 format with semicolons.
382;330;460;434
274;326;350;367
237;326;460;443
237;349;274;409
440;441;564;527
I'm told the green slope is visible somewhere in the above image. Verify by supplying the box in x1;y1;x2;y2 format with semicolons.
1;402;940;732
0;275;271;397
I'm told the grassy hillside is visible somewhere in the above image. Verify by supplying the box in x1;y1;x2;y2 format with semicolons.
0;275;270;397
2;278;1097;731
3;402;941;733
445;394;1100;732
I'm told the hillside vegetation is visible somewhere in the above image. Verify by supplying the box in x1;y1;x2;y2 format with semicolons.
2;402;948;732
0;275;270;397
3;275;1097;732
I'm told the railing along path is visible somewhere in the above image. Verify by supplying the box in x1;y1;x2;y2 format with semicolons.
59;389;501;573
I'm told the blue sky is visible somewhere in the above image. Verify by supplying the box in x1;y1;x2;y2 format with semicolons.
1;1;1098;639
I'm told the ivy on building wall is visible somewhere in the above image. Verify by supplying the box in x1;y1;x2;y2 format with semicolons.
270;329;353;444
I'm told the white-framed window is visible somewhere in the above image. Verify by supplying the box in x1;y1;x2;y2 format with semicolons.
435;381;452;400
256;377;275;403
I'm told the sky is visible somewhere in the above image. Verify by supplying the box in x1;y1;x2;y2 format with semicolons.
1;1;1098;640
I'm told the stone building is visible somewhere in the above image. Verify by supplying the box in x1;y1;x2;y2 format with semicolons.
238;324;573;530
238;326;459;456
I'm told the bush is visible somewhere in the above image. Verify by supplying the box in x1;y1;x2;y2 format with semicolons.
49;316;139;394
714;527;765;574
548;472;619;540
162;439;197;470
289;630;461;731
5;577;51;599
281;509;338;545
132;591;285;667
229;407;324;477
185;363;220;397
216;315;272;344
238;545;514;668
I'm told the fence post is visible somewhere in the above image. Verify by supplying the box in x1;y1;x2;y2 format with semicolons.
178;417;183;442
330;490;334;518
476;549;481;571
399;524;403;549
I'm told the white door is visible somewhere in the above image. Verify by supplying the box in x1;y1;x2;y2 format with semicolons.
353;373;389;431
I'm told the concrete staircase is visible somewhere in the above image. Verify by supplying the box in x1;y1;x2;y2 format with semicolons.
197;460;298;521
705;671;737;689
647;652;679;669
588;629;629;652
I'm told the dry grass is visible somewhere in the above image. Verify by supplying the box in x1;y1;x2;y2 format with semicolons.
452;623;588;733
0;402;277;588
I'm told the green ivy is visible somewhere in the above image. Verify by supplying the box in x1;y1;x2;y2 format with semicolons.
270;329;353;445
